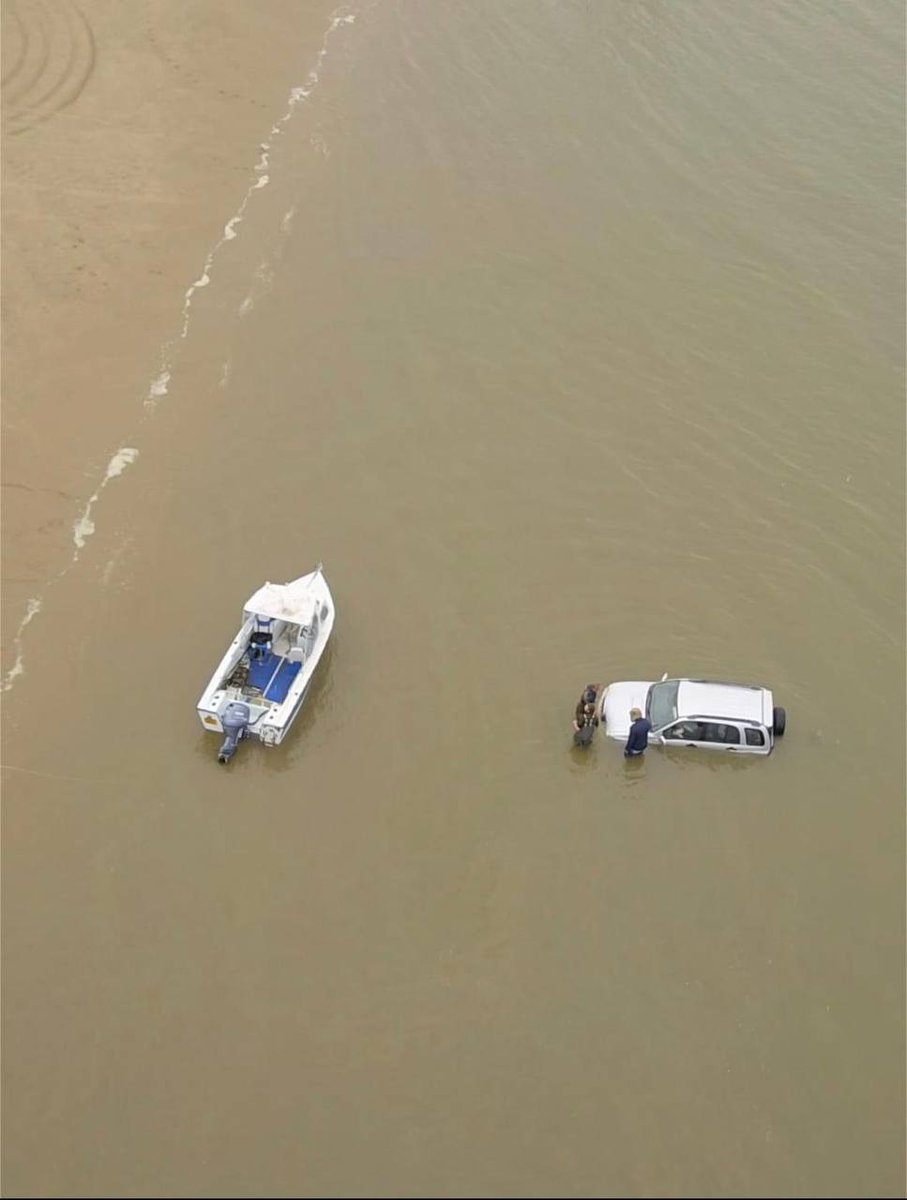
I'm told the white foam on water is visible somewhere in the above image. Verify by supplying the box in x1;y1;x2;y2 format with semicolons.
6;7;363;693
72;447;139;554
149;371;171;399
238;258;277;317
104;447;139;481
4;448;140;688
1;599;43;692
99;534;134;588
144;5;359;411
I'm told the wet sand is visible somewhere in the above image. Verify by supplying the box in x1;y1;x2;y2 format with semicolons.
1;0;334;669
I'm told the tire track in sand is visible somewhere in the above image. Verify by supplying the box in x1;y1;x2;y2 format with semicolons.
1;0;95;135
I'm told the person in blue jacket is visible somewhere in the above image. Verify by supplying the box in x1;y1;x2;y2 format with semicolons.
624;706;652;757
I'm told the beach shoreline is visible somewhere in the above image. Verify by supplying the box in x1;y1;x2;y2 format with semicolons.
1;0;337;675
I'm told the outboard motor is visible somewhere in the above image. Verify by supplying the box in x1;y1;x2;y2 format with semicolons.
218;701;251;764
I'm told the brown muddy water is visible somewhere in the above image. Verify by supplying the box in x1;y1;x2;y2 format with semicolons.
2;2;904;1196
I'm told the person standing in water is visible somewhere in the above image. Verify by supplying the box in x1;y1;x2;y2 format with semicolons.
624;706;651;757
574;683;599;725
573;684;600;747
573;707;598;747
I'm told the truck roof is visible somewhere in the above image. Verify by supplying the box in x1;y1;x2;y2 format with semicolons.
677;680;768;723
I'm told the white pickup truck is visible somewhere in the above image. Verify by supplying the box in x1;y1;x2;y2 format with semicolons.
600;676;785;755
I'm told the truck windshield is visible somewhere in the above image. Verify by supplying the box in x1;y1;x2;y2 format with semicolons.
648;680;679;730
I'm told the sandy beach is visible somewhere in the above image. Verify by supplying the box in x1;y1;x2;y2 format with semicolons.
1;0;335;673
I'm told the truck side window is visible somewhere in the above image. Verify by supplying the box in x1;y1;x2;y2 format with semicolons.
702;723;740;744
745;728;766;747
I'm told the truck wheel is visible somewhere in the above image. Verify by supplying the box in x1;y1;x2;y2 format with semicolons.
773;707;786;736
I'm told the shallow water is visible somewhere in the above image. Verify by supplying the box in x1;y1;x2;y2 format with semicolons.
2;2;904;1195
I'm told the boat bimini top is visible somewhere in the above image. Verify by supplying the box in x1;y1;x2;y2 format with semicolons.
243;573;321;626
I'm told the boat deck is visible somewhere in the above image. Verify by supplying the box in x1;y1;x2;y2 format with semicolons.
247;652;302;704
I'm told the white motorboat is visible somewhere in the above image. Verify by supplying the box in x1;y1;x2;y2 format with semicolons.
197;565;335;762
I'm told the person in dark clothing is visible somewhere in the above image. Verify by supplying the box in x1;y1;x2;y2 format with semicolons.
573;704;599;747
574;683;599;726
624;706;652;757
573;710;593;747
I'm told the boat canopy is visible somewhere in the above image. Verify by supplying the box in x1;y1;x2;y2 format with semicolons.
244;578;318;625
